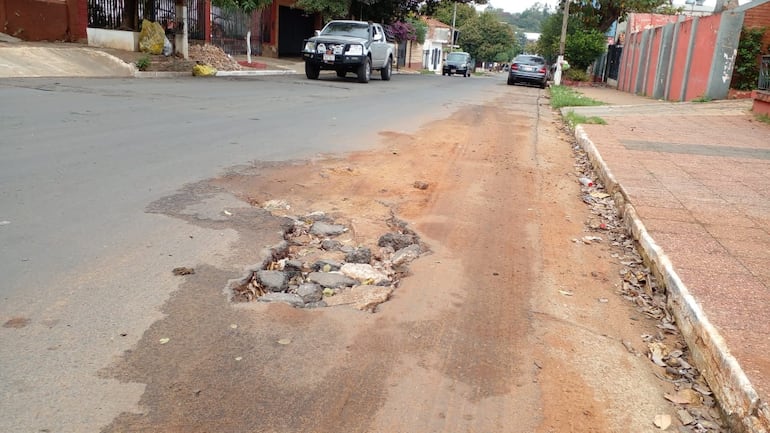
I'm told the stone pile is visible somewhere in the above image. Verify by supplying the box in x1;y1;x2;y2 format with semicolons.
189;44;242;71
228;212;423;312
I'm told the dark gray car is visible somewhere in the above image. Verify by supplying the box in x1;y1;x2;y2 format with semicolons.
507;54;548;88
442;52;473;77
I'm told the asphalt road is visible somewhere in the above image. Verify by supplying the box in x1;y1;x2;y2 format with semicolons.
0;72;506;432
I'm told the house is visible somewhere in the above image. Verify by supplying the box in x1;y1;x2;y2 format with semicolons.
403;17;453;73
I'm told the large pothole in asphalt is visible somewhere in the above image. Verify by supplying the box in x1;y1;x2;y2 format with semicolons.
226;205;425;312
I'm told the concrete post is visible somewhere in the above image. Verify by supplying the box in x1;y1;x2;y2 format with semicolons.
706;10;745;99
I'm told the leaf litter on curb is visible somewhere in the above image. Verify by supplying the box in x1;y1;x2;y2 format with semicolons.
570;142;728;433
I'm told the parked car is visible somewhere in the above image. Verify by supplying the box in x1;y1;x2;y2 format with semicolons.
507;55;548;88
301;20;395;83
442;52;473;77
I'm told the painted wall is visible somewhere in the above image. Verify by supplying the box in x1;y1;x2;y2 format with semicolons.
618;10;746;101
2;0;86;42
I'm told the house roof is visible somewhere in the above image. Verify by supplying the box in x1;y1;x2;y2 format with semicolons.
423;17;450;29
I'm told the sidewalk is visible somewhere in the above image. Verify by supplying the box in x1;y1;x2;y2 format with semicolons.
0;36;301;78
567;86;770;433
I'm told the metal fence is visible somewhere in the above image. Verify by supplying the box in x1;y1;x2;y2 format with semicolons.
760;55;770;91
210;6;263;56
87;0;204;40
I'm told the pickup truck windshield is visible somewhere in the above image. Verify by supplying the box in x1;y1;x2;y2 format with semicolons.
321;22;370;39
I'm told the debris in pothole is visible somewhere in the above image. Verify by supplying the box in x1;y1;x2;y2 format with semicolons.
172;267;195;275
227;208;425;312
571;141;728;433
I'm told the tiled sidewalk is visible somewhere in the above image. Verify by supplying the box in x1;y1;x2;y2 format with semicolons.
567;89;769;432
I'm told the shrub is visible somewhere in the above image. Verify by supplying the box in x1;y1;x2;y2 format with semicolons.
565;68;589;82
136;54;151;71
731;26;766;90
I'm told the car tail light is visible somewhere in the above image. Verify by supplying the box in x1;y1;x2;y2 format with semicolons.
511;63;519;70
538;66;546;73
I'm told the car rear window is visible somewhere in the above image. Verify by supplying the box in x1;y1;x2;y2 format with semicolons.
514;56;545;64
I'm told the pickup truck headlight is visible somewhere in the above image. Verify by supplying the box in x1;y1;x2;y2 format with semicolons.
345;44;363;56
303;41;315;52
316;43;326;53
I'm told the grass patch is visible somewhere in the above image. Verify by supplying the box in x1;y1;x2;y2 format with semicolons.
692;95;713;103
136;54;151;71
564;110;607;128
755;113;770;124
419;69;435;75
549;85;605;109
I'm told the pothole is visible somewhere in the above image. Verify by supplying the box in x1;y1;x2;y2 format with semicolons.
226;207;425;312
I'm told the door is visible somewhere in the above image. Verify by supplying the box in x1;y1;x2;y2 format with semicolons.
278;6;315;57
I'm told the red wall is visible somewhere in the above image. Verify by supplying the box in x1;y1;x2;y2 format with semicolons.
669;20;695;101
685;14;721;100
3;0;86;41
646;27;663;96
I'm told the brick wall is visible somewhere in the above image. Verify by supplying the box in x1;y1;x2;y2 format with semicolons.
743;1;770;52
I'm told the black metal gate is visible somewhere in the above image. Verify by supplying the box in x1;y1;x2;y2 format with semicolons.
606;44;623;81
87;0;205;41
210;6;263;56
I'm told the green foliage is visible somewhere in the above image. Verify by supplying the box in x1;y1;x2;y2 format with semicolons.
692;94;713;102
135;54;151;71
407;16;427;44
213;0;271;14
537;14;606;69
566;0;672;33
429;2;477;28
565;68;589;81
731;26;766;91
497;2;552;33
296;0;350;20
458;11;519;63
755;113;770;124
564;110;607;127
549;85;604;108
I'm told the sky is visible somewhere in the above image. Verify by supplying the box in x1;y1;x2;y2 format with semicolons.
481;0;748;15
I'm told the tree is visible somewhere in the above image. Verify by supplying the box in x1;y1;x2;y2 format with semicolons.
503;2;552;33
296;0;351;20
459;11;519;63
428;1;477;28
566;0;673;33
213;0;271;13
537;13;605;70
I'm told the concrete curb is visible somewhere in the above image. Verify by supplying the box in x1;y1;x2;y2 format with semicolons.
216;69;297;77
573;124;769;433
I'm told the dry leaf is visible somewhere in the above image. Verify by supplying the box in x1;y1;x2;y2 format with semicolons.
277;338;291;345
159;337;170;345
559;290;574;296
677;409;695;425
664;388;702;405
648;342;668;367
654;414;671;429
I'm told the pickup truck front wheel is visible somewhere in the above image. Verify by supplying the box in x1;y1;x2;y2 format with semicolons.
305;62;320;80
357;56;371;83
381;56;392;81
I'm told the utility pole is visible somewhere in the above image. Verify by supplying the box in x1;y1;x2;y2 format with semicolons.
554;0;570;86
450;1;457;53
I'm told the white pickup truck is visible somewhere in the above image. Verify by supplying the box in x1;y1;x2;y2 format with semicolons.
301;20;395;83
